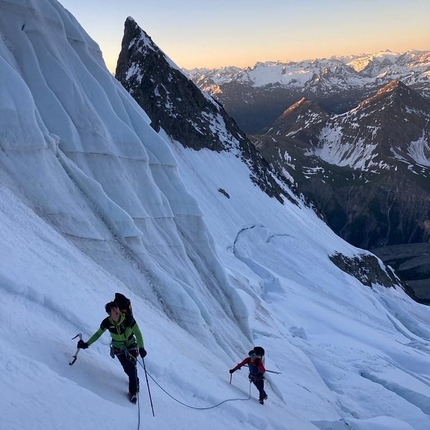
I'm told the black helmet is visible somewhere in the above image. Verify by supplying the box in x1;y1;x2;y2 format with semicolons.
254;346;265;357
248;349;256;357
105;301;118;313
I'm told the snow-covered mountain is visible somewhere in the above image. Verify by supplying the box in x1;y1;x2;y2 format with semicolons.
251;80;430;300
189;50;430;89
1;1;430;430
187;50;430;133
255;80;430;174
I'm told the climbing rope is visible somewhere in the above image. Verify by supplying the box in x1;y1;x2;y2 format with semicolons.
136;359;252;410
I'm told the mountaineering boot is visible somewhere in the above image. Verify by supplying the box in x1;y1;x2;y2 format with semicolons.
259;395;268;405
128;392;137;404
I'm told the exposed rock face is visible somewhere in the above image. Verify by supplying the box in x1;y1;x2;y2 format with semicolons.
329;252;404;290
372;243;430;303
115;17;289;203
250;81;430;300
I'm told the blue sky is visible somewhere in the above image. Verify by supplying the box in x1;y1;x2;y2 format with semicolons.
59;0;430;72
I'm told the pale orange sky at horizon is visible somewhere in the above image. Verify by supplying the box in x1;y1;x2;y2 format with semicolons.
59;0;430;73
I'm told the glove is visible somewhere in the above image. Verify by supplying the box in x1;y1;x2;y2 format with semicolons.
139;347;147;358
229;369;235;374
77;339;88;349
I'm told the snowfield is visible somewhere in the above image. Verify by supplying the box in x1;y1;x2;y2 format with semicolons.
0;1;429;429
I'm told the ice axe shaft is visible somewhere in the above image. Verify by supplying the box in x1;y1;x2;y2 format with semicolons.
69;333;82;365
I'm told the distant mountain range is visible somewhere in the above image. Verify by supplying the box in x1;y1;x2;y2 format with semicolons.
186;50;430;134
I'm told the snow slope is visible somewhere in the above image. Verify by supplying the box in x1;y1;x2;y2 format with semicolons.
0;1;429;429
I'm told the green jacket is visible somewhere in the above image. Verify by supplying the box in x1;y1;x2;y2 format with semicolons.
87;313;144;349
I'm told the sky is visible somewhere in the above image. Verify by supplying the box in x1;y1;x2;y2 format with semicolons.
58;0;430;72
2;1;430;429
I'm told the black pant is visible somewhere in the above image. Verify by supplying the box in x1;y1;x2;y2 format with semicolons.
250;375;267;400
115;347;139;395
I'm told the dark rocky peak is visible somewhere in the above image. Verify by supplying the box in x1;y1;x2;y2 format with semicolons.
280;97;329;121
116;17;233;152
257;80;430;168
333;80;430;161
116;17;290;203
282;97;316;115
251;78;430;244
267;97;330;139
377;79;404;92
358;80;428;109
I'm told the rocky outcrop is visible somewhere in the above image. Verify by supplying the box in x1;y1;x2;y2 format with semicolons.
115;17;291;204
372;243;430;303
329;252;403;289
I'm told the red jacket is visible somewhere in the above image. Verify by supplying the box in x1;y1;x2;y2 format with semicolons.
233;356;265;376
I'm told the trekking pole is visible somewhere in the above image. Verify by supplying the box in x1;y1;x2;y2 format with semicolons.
141;358;155;417
69;333;83;365
229;372;232;384
134;366;141;430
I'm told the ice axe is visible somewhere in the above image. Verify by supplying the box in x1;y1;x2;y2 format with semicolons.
69;333;83;365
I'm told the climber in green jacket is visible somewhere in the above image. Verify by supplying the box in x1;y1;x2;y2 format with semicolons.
77;301;147;403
